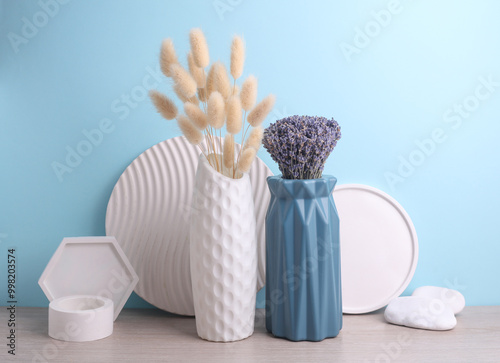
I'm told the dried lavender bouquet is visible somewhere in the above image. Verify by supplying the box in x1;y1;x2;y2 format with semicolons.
263;115;341;179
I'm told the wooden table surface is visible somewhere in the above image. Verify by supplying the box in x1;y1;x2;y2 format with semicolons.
1;306;499;362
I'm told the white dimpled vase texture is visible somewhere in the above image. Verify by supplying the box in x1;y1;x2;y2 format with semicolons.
190;154;257;342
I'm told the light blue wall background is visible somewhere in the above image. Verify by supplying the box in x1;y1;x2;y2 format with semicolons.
1;0;499;309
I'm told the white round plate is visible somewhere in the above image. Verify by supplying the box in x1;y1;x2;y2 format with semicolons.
105;136;272;316
333;184;418;314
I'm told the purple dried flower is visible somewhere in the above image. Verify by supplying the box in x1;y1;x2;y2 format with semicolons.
262;115;341;179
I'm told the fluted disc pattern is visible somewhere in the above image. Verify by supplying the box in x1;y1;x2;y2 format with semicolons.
105;136;271;316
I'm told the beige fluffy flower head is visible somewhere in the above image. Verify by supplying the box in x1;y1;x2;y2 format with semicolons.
212;62;231;100
207;91;225;129
226;95;242;134
237;147;256;173
230;35;245;80
160;38;178;77
149;90;178;120
240;75;257;111
169;63;197;99
184;102;208;130
187;52;206;88
189;28;210;68
177;114;203;145
247;94;275;127
245;126;264;150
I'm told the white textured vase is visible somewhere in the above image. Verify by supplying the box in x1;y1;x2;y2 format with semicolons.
190;153;257;342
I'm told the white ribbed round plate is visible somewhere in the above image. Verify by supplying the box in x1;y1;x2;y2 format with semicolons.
333;184;418;314
105;136;272;316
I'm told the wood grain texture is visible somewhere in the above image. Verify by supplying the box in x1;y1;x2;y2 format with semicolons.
1;307;499;362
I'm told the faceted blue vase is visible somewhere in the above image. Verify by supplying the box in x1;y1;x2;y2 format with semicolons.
265;175;342;341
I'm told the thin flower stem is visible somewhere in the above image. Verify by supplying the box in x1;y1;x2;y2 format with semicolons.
201;66;220;171
229;77;237;178
219;129;223;173
235;110;248;168
205;128;213;155
206;126;215;168
232;135;236;179
212;129;221;172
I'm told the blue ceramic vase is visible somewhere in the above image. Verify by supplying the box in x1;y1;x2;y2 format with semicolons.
265;175;342;341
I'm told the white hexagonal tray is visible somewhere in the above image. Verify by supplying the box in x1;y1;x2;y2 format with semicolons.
39;236;139;321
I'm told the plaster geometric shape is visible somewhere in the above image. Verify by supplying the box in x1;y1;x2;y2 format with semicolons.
38;236;139;321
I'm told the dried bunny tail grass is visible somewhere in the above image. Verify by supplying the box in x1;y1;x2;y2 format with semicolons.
207;91;225;129
160;38;178;77
236;147;256;173
230;35;245;80
184;102;208;130
197;87;207;102
188;94;199;105
189;28;210;68
240;75;257;111
212;62;231;99
244;126;263;150
247;94;275;127
223;134;235;168
206;64;216;95
226;95;242;134
170;63;197;99
177;114;203;145
149;90;178;120
173;83;186;102
174;83;198;105
187;52;206;88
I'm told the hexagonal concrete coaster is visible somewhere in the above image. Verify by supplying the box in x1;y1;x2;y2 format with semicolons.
39;236;139;321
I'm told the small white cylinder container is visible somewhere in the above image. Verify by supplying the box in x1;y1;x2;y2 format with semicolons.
49;295;113;342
